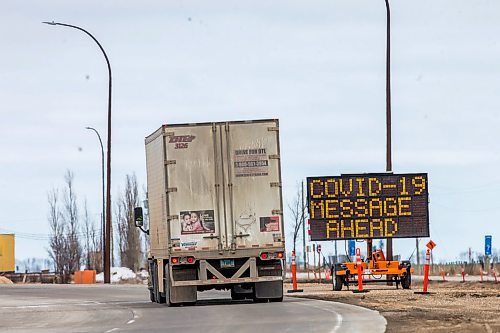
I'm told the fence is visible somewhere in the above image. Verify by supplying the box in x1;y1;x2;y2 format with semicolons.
1;270;65;284
413;262;499;276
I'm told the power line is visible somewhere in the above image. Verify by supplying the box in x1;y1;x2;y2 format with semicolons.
0;227;103;240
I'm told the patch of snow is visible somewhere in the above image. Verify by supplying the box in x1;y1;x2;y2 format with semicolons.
137;269;149;279
96;267;141;283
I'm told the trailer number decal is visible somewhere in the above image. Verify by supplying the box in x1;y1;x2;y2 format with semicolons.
307;173;429;240
234;148;269;177
168;135;196;149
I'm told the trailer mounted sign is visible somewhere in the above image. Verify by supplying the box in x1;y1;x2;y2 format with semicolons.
307;173;429;241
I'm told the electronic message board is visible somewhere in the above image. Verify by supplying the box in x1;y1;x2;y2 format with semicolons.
307;173;429;241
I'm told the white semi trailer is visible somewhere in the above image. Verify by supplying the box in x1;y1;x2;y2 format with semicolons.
135;119;285;306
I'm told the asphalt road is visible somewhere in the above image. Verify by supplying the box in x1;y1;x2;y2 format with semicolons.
0;284;386;333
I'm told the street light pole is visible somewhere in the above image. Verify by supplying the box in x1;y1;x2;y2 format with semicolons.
85;127;105;272
43;21;113;283
384;0;393;262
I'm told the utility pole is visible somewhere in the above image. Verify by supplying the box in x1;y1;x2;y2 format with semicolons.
416;238;420;274
301;180;307;270
312;244;317;279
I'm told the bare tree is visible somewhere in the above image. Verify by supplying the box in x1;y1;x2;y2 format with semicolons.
82;200;92;269
115;195;126;266
48;188;65;276
115;174;142;271
20;258;43;273
90;215;103;272
62;170;82;274
288;182;307;256
82;201;103;271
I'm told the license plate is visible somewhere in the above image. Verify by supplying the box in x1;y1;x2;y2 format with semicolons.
220;259;235;268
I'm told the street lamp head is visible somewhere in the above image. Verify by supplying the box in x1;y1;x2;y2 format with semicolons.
42;21;57;26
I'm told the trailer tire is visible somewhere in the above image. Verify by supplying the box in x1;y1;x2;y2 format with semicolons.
401;271;411;289
231;288;245;300
333;274;344;291
149;289;155;302
269;296;283;302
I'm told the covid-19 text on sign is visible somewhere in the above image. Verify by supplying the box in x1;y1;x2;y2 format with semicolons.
307;173;429;241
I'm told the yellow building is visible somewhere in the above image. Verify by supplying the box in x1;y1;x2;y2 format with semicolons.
0;234;15;272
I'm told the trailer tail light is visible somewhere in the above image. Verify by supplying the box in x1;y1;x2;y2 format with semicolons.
260;252;284;260
171;257;179;264
260;252;285;260
187;256;195;264
398;264;403;270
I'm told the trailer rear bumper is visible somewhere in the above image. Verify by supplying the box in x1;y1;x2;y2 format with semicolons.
170;257;283;287
172;276;282;287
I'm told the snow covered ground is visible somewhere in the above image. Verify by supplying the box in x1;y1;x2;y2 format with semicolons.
96;267;148;284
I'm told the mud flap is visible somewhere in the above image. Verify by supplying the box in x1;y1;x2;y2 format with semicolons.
170;286;197;304
153;260;165;304
254;281;283;300
168;264;197;305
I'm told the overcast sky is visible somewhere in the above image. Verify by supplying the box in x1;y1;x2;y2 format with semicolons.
1;0;499;263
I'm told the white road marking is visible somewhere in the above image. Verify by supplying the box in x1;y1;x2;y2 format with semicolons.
128;309;140;324
0;300;147;310
1;305;50;309
293;300;343;333
105;328;120;333
80;301;103;306
126;309;140;324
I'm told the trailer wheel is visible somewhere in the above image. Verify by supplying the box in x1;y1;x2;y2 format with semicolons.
231;288;244;300
269;296;283;302
333;274;344;291
401;271;411;289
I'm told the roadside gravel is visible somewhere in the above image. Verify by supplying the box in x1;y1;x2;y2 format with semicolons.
285;280;500;332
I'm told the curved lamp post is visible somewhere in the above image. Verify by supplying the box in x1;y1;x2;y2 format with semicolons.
43;21;112;283
384;0;393;262
85;127;105;272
